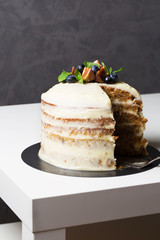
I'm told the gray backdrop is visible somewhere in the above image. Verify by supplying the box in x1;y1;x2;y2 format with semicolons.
0;0;160;106
0;0;160;225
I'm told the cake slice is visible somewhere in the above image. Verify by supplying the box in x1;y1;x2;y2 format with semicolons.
100;82;148;156
39;83;116;171
80;60;148;156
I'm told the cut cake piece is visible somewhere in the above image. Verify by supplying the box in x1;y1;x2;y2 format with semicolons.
100;82;148;156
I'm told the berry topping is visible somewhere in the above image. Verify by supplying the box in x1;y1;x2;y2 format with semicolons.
66;75;77;83
77;64;84;74
104;75;116;84
110;73;118;81
91;65;100;74
58;60;123;84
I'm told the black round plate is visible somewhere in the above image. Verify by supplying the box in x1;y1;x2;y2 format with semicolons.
21;143;160;178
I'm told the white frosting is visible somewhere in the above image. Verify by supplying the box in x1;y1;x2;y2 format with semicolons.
39;133;116;171
41;123;115;141
42;83;112;108
41;114;115;130
42;103;113;119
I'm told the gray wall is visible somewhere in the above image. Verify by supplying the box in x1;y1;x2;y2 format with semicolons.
0;0;160;106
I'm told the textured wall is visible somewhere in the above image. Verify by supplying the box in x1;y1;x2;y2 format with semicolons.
0;0;160;106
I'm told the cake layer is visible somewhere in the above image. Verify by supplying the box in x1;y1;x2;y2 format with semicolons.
100;82;141;103
42;121;115;140
100;82;148;156
41;108;115;129
115;135;148;156
42;83;112;108
115;123;145;137
113;111;147;125
39;133;116;171
112;103;142;115
41;100;113;119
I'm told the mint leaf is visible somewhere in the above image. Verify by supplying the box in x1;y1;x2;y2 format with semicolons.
58;70;71;82
113;67;123;73
74;69;83;84
84;61;99;68
101;62;109;74
109;67;113;74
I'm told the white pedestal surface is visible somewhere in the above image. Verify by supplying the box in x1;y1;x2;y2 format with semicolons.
0;93;160;240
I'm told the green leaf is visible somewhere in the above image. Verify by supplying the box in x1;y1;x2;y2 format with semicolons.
101;62;109;74
58;70;71;82
74;69;83;84
84;61;100;68
109;67;113;74
113;67;123;73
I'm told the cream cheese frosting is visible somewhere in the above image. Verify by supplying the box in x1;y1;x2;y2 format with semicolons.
42;83;112;108
39;134;116;171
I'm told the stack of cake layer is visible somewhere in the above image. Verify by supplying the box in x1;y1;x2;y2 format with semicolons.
100;82;148;156
39;83;116;171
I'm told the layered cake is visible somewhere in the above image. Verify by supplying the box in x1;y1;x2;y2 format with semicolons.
39;83;117;170
39;60;148;171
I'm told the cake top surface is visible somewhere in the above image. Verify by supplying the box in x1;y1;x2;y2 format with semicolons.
100;82;141;100
57;59;141;101
42;83;112;108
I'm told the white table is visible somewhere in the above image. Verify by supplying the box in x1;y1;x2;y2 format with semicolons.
0;222;21;240
0;93;160;240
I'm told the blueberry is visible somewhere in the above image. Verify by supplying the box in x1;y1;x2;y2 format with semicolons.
104;75;115;84
110;73;118;81
77;64;84;73
66;74;77;83
91;65;100;74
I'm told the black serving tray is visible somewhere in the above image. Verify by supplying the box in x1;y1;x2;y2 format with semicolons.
21;143;160;178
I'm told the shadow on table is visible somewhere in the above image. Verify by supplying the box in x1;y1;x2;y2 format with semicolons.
0;198;20;224
67;214;160;240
